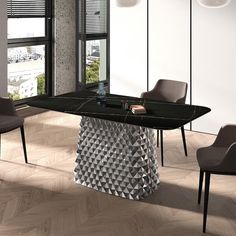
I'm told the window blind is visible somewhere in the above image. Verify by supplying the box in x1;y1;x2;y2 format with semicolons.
86;0;107;34
7;0;46;18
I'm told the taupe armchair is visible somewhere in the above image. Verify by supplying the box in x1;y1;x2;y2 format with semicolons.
197;124;236;233
0;97;28;163
141;79;188;167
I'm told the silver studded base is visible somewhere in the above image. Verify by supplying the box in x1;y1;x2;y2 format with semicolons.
74;116;159;200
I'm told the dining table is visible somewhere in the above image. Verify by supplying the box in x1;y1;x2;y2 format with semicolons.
28;90;210;200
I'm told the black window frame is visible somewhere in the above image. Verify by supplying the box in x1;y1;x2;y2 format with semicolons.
7;0;53;105
76;0;110;90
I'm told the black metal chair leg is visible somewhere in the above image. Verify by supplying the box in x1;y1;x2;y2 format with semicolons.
181;126;188;156
20;126;28;164
160;130;164;167
198;170;204;204
203;172;211;233
156;130;159;147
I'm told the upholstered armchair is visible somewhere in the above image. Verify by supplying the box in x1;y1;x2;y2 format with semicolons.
197;124;236;232
0;97;28;163
141;79;188;166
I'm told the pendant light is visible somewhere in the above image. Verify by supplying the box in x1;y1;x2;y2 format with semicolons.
116;0;140;7
197;0;231;8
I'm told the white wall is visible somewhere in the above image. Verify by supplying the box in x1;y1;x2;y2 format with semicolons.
110;0;147;97
192;0;236;134
149;0;190;106
148;0;190;130
110;0;190;100
0;0;7;97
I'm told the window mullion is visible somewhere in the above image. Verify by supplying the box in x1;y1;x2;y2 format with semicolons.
8;37;50;45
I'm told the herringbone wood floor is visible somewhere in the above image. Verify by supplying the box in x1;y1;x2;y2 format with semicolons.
0;111;235;236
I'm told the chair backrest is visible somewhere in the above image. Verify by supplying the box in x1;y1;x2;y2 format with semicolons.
0;97;17;116
213;125;236;147
212;124;236;174
142;79;188;104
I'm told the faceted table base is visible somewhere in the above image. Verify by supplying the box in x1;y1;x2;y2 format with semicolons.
74;116;159;200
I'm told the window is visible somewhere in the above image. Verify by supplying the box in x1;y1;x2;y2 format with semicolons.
7;0;52;103
86;39;107;84
77;0;109;88
8;18;45;39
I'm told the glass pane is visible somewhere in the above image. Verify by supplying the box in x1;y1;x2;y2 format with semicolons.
86;0;107;34
8;45;46;100
86;40;106;84
8;18;45;39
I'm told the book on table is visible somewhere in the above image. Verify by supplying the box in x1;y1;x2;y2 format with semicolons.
130;105;147;114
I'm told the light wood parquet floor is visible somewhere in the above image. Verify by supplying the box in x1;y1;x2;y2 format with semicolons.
0;111;235;236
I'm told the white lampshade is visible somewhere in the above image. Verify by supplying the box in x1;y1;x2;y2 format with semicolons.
116;0;140;7
197;0;231;8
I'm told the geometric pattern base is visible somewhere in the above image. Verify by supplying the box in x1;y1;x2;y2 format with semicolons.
74;116;160;200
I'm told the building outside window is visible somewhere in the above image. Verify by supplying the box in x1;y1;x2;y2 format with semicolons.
86;39;107;84
7;0;52;103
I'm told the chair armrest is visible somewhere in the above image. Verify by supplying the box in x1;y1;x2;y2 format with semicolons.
213;124;236;147
141;91;149;98
176;96;187;104
141;89;159;100
219;142;236;173
0;98;17;116
226;142;236;155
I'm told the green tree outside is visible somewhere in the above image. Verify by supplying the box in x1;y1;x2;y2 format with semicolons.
37;73;45;95
8;91;20;101
86;60;100;84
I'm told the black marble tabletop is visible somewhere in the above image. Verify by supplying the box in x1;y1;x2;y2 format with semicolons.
28;90;210;130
